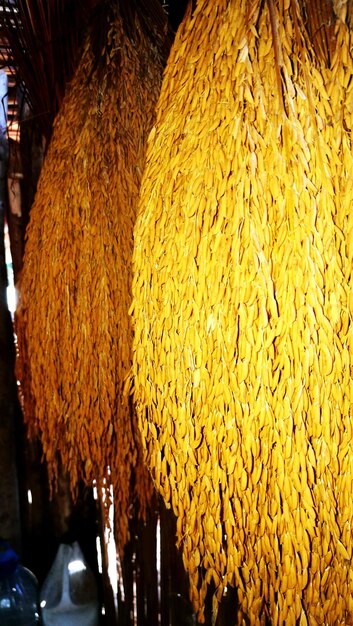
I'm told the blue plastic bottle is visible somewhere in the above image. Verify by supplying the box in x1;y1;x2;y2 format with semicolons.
0;540;40;625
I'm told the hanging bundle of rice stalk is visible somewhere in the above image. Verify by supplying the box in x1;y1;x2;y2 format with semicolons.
131;0;353;623
15;0;167;552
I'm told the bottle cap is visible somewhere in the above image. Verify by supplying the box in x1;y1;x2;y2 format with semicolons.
0;540;20;578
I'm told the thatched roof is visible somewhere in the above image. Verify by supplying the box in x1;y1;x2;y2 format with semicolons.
0;0;188;142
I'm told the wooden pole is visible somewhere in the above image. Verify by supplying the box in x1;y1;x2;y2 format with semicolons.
0;69;22;554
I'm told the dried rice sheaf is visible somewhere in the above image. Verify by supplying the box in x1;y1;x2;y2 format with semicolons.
131;0;353;623
15;0;165;552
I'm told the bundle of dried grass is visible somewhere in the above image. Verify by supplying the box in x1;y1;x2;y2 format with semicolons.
15;0;167;552
131;0;353;623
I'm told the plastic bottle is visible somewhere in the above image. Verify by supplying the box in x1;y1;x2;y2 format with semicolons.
40;541;99;626
0;539;40;625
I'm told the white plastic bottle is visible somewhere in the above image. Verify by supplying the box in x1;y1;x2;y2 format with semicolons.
40;541;99;626
0;540;40;625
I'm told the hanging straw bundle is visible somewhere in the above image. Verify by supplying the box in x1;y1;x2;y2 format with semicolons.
131;0;353;623
16;0;166;552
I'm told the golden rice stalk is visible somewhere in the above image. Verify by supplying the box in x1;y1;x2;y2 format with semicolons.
15;1;165;552
131;0;353;623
